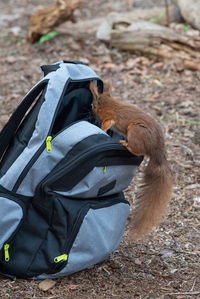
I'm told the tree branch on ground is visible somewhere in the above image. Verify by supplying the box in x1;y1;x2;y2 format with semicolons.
28;0;81;43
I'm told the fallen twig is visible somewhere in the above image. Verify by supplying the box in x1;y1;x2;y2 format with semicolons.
165;291;200;296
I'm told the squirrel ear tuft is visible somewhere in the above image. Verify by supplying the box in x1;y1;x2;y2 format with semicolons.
89;81;99;100
104;80;112;94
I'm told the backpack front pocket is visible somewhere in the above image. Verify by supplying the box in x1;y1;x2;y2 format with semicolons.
39;136;142;199
35;192;130;279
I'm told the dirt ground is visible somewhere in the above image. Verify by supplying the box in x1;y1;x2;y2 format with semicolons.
0;0;200;298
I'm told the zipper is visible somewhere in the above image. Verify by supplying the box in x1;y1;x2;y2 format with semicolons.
12;75;101;193
4;244;10;262
46;136;52;153
0;193;26;262
38;142;126;193
54;253;68;263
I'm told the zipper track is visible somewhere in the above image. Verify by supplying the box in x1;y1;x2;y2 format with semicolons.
12;76;101;193
12;142;46;192
38;142;126;193
65;204;90;253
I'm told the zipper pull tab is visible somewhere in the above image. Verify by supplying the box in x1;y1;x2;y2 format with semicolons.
4;244;10;262
46;136;52;153
103;166;107;174
54;254;68;263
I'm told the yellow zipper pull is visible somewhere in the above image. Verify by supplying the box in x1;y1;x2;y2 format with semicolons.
4;244;10;262
46;136;52;153
103;166;107;174
54;254;68;263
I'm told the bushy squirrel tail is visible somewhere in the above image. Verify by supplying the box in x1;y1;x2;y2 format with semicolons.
130;156;173;240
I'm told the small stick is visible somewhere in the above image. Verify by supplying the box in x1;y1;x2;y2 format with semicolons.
164;0;170;27
190;279;196;292
165;291;200;296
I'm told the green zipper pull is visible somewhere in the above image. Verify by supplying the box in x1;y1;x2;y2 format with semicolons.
46;136;52;153
54;254;68;263
103;166;107;174
4;244;10;262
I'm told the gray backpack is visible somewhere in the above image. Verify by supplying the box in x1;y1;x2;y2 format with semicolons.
0;61;143;279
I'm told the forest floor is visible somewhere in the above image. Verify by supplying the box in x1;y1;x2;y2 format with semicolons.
0;0;200;298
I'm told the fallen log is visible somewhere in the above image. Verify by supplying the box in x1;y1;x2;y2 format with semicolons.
57;4;181;37
28;0;81;43
97;18;200;71
96;5;181;41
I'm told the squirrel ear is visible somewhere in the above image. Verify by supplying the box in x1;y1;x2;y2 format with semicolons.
89;81;99;101
104;80;112;94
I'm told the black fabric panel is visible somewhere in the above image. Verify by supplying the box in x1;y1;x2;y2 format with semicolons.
98;180;116;196
0;184;31;204
41;64;60;76
52;87;99;134
107;128;127;142
41;61;84;76
63;133;111;161
66;79;103;94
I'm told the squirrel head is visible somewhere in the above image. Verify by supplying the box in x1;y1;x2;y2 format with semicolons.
89;80;112;113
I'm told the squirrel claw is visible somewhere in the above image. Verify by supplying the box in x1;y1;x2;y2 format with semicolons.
119;139;128;147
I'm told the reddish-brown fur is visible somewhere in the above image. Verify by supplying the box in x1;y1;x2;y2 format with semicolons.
90;81;173;240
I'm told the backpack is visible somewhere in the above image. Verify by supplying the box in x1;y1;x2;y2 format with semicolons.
0;61;143;279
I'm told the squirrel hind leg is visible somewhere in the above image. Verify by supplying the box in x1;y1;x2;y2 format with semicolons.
119;139;140;156
126;122;149;156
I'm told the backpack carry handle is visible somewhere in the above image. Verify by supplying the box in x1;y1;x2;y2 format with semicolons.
0;80;48;162
41;61;83;76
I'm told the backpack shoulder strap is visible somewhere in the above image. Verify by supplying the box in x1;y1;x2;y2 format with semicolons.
0;79;48;161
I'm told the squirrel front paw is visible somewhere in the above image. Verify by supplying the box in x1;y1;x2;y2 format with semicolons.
119;140;128;147
101;119;115;131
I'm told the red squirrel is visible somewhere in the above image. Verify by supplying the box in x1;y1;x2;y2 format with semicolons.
90;81;173;240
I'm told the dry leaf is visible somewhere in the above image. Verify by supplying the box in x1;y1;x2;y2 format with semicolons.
134;258;142;265
38;279;56;291
159;249;174;258
68;284;79;290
